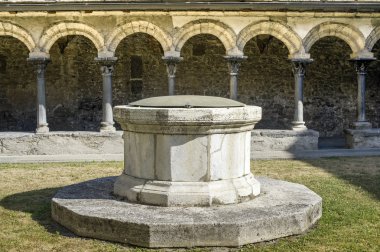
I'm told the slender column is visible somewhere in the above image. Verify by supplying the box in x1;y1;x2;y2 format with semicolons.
352;60;374;129
291;59;312;131
162;56;183;95
96;57;117;132
224;56;247;100
28;58;50;133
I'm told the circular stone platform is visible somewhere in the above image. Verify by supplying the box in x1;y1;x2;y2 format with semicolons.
52;176;322;248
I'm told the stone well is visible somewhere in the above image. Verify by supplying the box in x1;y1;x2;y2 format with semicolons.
113;95;261;206
52;96;322;248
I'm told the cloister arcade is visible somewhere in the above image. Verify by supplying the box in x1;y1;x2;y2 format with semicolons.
1;15;380;139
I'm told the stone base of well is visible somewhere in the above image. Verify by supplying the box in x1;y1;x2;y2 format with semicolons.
52;176;322;248
114;173;260;206
344;128;380;149
251;129;319;153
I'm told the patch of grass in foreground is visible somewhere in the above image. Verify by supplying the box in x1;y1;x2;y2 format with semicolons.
0;158;379;252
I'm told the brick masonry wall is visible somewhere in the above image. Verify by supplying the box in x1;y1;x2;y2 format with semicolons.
0;34;379;136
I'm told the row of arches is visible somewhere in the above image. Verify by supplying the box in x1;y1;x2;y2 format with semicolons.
2;19;380;58
1;32;380;136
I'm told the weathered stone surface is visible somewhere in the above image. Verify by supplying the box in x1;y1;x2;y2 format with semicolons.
114;103;262;206
344;128;380;149
114;173;260;206
251;129;319;152
114;105;262;134
52;176;322;248
0;131;123;155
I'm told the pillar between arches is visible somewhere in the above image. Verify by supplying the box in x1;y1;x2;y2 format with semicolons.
290;58;313;131
27;57;50;134
224;55;247;100
95;57;117;132
349;58;376;129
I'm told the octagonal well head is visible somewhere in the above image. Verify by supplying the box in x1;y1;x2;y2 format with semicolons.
114;96;262;135
113;96;262;206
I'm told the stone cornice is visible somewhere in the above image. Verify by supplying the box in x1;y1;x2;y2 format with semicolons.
0;1;380;13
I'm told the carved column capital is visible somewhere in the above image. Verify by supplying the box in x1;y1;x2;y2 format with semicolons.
162;56;183;77
27;57;50;74
352;59;373;75
95;57;117;76
291;59;313;77
224;56;247;76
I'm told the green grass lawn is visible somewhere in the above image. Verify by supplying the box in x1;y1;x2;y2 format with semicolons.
0;157;379;252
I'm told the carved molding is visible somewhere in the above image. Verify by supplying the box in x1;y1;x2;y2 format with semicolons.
162;56;183;77
224;56;247;76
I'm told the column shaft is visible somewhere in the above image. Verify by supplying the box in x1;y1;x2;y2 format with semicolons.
102;66;114;125
356;62;367;122
230;74;238;100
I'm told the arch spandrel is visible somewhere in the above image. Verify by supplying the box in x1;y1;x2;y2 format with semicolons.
106;21;172;53
39;22;105;54
366;26;380;52
237;21;302;56
0;22;36;51
303;22;366;54
173;20;237;54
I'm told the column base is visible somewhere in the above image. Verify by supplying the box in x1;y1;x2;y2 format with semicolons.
36;124;49;134
352;121;372;130
100;122;116;132
291;121;307;131
344;128;380;149
251;129;319;152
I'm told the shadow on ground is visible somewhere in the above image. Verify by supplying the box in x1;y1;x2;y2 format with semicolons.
305;157;380;200
0;186;76;237
283;136;380;200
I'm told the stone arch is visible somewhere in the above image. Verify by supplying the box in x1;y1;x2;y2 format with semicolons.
39;22;105;53
106;21;172;53
174;20;237;54
365;26;380;51
0;22;36;51
303;22;365;54
237;21;302;56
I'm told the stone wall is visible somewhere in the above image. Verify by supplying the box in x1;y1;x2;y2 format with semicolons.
0;34;380;136
176;35;229;97
305;37;357;137
114;33;167;104
367;42;380;129
0;37;36;131
239;35;294;130
46;36;102;131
